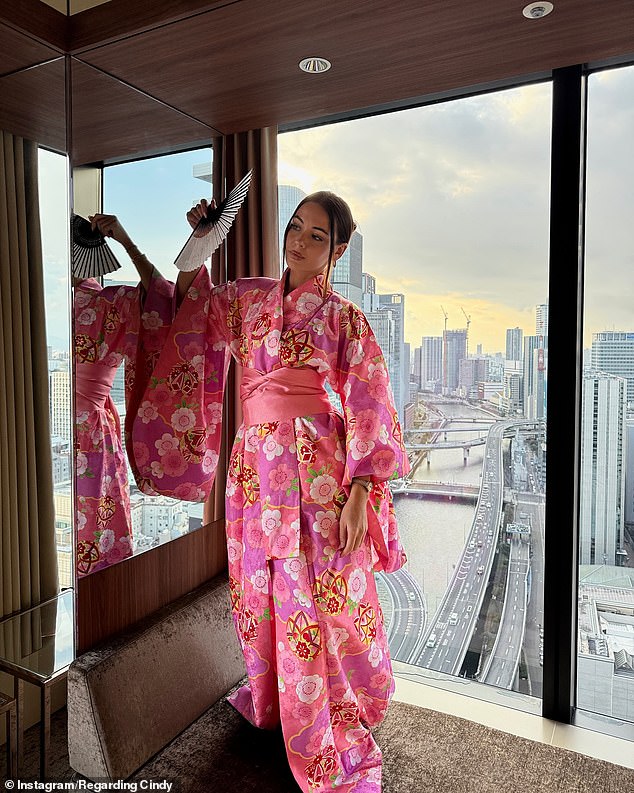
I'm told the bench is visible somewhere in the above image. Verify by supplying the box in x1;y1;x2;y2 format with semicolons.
67;574;246;782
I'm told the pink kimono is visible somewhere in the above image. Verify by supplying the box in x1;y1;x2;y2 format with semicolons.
74;271;174;576
132;267;409;792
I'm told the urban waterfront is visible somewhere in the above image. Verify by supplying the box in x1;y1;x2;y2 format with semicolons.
392;400;495;622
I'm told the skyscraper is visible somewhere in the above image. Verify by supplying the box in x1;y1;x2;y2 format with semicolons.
580;371;626;566
523;335;548;420
443;329;468;394
536;303;549;337
591;331;634;407
278;184;307;271
421;336;443;391
364;290;407;418
506;327;523;362
331;229;363;307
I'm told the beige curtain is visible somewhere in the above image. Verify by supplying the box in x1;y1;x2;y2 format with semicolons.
0;130;58;618
203;127;279;525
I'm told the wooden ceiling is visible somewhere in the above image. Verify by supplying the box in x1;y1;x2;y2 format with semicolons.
1;0;633;164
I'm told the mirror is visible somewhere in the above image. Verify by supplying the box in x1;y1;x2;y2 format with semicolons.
70;58;216;576
0;33;71;589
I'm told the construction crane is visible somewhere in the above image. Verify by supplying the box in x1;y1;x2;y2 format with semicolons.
440;305;448;332
460;306;471;333
461;306;471;357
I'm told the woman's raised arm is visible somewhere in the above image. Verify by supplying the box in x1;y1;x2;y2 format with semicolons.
176;198;216;307
89;213;154;291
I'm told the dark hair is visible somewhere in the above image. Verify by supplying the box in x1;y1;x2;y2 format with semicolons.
282;191;356;297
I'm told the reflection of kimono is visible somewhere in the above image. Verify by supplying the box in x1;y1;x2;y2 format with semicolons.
74;272;174;576
133;267;409;792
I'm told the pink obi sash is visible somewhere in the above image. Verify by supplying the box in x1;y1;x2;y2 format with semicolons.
75;362;118;412
240;367;333;426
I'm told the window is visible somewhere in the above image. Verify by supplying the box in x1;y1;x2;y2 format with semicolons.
279;80;551;710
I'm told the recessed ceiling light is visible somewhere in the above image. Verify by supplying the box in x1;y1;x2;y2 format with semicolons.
522;2;554;19
299;57;332;74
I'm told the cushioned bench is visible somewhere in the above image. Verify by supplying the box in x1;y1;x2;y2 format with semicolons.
67;574;246;781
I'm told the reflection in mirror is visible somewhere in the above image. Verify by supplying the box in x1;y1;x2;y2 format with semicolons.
70;59;215;575
0;49;70;601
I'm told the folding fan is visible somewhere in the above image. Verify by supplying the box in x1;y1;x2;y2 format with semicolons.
71;214;122;279
174;169;253;272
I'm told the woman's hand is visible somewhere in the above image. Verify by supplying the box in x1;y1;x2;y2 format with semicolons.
187;198;216;237
89;213;132;249
339;487;369;555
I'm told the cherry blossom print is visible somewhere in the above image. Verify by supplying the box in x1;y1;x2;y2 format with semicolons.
250;568;269;592
160;448;187;478
292;700;317;727
77;307;97;326
270;524;296;558
275;420;295;447
138;401;159;424
183;341;204;359
245;519;265;548
349;436;376;461
370;669;392;690
305;725;328;756
132;441;149;468
150;460;164;479
155;433;179;456
206;401;223;426
141;310;163;331
296;291;323;316
371;449;397;479
261;435;284;462
283;555;307;581
325;627;349;655
76;452;88;476
296;675;324;705
170;406;196;433
98;529;115;553
309;474;338;504
367;643;384;669
312;510;337;539
355;409;381;441
261;509;282;536
278;648;303;684
293;588;312;609
173;481;200;501
202;448;219;474
272;573;291;603
347;568;368;604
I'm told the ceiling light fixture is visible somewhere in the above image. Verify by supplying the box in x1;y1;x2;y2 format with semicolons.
299;57;332;74
522;2;554;19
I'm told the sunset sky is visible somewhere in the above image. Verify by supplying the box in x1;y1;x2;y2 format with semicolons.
41;66;632;355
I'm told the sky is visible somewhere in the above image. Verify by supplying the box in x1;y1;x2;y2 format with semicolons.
40;66;633;355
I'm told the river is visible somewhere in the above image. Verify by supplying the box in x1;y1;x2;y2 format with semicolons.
392;400;497;620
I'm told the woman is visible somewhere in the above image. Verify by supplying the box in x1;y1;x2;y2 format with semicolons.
131;192;409;791
73;216;174;575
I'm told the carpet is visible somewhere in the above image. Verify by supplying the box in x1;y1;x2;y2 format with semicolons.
1;697;633;792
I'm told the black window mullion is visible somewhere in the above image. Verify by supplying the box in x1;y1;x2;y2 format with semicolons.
542;64;586;724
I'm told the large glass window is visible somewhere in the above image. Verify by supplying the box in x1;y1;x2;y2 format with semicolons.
279;81;551;707
579;64;634;724
40;148;72;589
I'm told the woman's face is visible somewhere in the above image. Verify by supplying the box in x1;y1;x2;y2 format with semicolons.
285;201;347;279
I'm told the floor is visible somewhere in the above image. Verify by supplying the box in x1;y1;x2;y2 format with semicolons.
393;674;634;771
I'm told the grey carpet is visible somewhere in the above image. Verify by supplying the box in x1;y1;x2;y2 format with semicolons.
2;698;633;792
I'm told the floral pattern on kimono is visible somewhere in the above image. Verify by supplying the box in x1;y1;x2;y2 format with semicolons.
131;266;409;792
74;270;174;575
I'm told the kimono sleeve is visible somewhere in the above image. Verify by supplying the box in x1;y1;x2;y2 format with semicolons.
129;266;234;500
74;279;141;367
335;302;410;486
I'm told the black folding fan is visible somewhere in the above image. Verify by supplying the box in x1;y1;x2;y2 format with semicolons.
71;214;122;279
174;169;253;272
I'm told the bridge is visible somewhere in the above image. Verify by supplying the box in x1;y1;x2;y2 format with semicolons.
390;480;480;501
405;437;486;451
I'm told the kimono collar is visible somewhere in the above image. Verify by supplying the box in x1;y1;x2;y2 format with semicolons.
281;267;333;303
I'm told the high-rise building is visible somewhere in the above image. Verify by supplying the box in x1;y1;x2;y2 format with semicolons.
278;184;307;271
50;369;71;442
536;303;549;337
591;331;634;407
331;229;363;307
421;337;443;391
459;357;490;399
443;329;468;394
364;291;407;419
523;335;548;419
580;371;626;566
506;327;523;362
